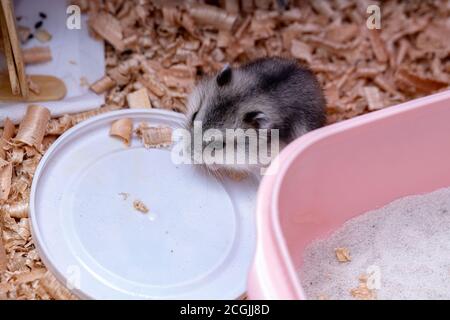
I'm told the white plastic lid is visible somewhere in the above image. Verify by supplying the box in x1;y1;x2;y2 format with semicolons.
30;109;257;299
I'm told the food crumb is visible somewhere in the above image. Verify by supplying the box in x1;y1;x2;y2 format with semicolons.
133;200;149;213
334;247;351;263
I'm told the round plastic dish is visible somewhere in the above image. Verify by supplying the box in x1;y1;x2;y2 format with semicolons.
30;109;258;299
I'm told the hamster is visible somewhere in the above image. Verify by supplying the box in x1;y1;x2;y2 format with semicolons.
184;57;326;175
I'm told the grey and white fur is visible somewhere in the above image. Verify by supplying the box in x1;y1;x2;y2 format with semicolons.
185;57;326;174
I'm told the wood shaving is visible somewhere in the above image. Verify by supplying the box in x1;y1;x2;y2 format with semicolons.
334;247;352;263
363;86;385;111
14;105;51;148
34;29;52;43
89;12;124;51
350;274;377;300
189;4;239;32
395;67;448;95
22;46;52;65
0;118;15;160
311;0;335;18
0;159;13;202
9;148;24;164
139;74;166;97
69;105;121;126
290;40;312;64
135;123;172;148
225;0;240;14
367;29;388;63
133;200;149;214
1;201;29;219
0;227;7;272
90;75;116;94
46;114;73;135
110;118;133;146
13;268;46;285
39;271;78;300
126;88;151;109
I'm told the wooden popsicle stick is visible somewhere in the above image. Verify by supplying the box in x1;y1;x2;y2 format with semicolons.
0;74;67;102
0;4;20;95
0;0;28;97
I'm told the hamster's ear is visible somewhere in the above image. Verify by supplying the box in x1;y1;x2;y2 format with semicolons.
216;64;232;87
243;111;271;129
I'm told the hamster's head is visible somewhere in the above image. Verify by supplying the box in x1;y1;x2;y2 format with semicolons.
183;65;278;175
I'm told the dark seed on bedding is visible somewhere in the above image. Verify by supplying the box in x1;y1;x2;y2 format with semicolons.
35;21;43;29
27;33;34;40
16;16;22;21
39;12;47;19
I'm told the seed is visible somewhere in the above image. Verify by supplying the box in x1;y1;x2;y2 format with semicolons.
35;21;43;29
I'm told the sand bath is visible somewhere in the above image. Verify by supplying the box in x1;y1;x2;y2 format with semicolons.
301;187;450;300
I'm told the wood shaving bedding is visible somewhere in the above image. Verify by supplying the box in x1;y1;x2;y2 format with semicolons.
126;88;151;109
135;123;172;149
0;118;15;160
0;230;7;273
14;105;51;149
0;159;12;202
0;202;28;219
189;4;240;32
89;75;116;94
110;118;133;146
0;0;449;300
22;46;52;65
88;12;125;51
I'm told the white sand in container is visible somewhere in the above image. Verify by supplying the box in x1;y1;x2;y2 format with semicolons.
301;187;450;300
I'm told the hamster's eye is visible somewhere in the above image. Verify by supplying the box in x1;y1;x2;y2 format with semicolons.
192;111;198;121
243;111;268;129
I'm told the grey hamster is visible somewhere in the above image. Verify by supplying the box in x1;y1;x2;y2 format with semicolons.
185;57;326;174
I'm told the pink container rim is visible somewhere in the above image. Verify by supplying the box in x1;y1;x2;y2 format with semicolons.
247;89;450;299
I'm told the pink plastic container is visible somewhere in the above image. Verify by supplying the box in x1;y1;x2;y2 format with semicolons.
248;90;450;299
